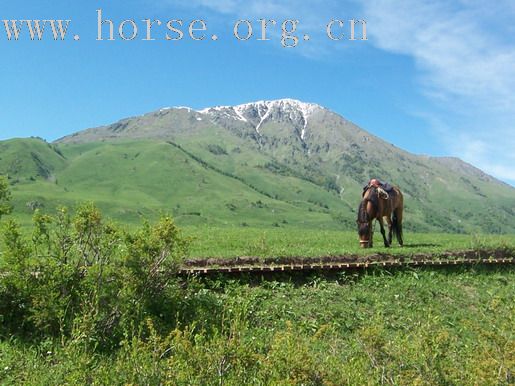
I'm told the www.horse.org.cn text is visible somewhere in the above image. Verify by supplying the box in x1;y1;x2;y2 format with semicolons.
1;9;368;48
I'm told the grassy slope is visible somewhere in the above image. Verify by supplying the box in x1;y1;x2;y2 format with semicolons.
0;138;67;179
177;131;515;234
1;137;514;234
5;139;339;229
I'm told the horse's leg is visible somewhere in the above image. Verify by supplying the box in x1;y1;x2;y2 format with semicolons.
393;207;404;246
369;220;374;248
378;217;389;247
386;216;393;245
392;189;404;247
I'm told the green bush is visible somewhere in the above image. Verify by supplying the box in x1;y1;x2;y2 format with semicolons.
0;203;187;350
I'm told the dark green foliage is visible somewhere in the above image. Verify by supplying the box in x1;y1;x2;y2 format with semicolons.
323;175;340;194
206;144;227;156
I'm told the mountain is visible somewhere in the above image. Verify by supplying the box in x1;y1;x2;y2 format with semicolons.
2;99;514;233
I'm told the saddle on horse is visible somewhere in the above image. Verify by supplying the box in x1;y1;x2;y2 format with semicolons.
362;178;394;198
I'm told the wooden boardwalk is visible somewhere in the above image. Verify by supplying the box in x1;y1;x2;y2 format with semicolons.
179;257;515;275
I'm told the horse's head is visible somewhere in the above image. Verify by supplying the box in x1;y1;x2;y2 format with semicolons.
357;195;373;248
357;220;372;248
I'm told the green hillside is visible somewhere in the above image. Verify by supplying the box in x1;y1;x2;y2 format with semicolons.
0;138;66;180
3;139;341;229
1;100;514;233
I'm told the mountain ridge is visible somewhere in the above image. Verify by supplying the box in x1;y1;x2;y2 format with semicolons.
2;99;514;233
57;98;504;187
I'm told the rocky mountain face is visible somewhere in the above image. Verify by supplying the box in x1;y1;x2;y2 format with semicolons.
3;99;514;233
57;99;408;188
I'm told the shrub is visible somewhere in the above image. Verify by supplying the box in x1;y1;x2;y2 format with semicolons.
0;203;188;351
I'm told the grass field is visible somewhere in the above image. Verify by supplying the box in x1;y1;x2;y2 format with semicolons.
7;221;515;259
182;226;515;258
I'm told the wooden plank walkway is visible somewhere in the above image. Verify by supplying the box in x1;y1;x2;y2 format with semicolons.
179;257;515;275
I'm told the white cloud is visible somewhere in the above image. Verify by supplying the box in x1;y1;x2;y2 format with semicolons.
168;0;337;18
360;0;515;185
361;0;515;110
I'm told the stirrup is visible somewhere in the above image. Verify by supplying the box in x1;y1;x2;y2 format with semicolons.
377;187;389;199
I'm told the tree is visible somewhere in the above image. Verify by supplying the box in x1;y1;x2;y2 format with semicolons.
0;175;12;220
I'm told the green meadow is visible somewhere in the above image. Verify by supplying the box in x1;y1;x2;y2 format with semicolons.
182;226;515;258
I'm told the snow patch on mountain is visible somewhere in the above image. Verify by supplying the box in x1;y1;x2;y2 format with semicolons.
199;99;322;138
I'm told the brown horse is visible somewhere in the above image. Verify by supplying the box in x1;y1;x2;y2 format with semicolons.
357;185;404;248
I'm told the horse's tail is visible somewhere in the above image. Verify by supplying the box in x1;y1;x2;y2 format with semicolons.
392;209;403;246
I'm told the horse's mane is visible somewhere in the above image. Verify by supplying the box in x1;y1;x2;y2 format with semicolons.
358;187;379;222
358;200;368;222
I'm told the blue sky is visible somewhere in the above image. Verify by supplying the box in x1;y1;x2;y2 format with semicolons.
1;0;515;186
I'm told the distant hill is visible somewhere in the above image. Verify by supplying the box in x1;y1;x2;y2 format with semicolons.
2;99;514;233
